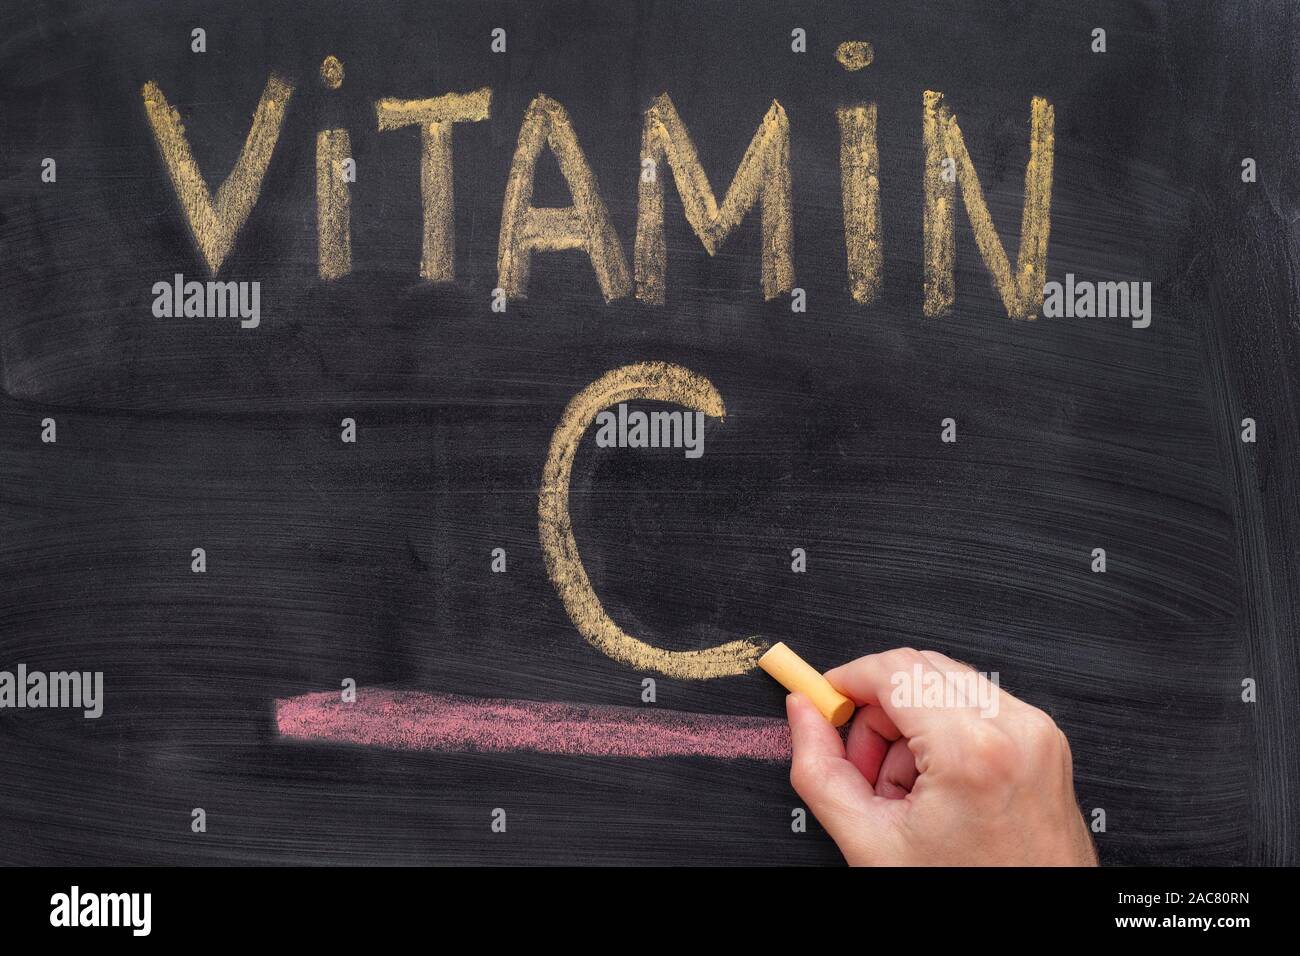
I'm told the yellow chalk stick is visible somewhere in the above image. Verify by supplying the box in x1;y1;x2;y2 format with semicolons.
759;642;855;727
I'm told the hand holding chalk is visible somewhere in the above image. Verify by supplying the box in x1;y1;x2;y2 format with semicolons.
758;642;855;726
783;647;1098;866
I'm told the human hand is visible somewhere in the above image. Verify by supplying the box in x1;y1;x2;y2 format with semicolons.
786;647;1097;866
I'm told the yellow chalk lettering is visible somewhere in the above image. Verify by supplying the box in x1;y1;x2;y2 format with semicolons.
376;88;492;282
539;362;766;679
635;94;794;304
497;95;630;301
923;90;1054;320
837;104;881;304
142;75;293;275
316;129;352;279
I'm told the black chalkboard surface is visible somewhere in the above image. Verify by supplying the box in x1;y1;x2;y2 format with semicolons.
1;0;1296;866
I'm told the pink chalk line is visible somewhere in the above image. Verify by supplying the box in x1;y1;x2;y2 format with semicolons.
276;688;791;761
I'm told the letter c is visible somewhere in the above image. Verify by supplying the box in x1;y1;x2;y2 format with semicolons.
538;362;767;679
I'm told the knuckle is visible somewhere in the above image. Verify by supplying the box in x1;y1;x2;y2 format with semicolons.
1058;727;1073;755
919;649;961;671
979;727;1019;767
789;756;819;796
883;647;926;672
1021;707;1063;750
952;721;1018;783
1057;727;1075;766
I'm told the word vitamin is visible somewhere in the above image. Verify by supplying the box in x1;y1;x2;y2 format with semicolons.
142;54;1056;318
0;665;103;719
594;403;705;458
152;273;261;329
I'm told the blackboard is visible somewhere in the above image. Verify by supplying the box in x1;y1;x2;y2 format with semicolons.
1;0;1296;866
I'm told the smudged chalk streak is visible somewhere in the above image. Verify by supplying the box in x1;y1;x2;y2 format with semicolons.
276;688;791;761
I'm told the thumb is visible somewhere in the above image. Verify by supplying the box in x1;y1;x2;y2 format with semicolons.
786;693;883;861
